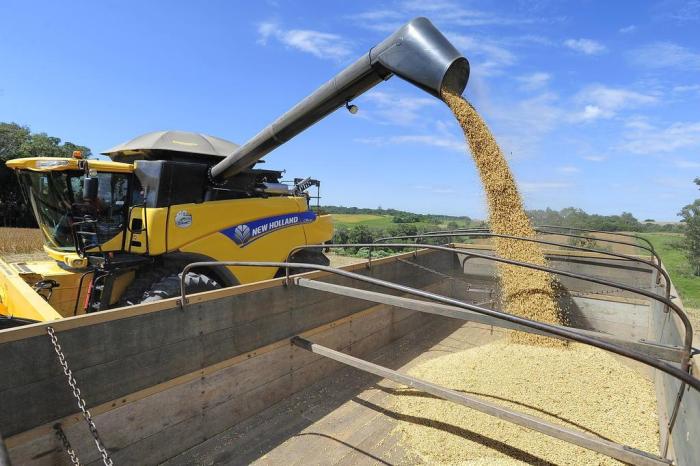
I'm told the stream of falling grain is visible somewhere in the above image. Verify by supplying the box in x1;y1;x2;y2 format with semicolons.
390;90;659;465
442;89;566;345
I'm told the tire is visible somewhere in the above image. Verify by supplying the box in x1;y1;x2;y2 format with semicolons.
294;249;330;266
116;265;180;306
278;249;330;276
140;272;221;303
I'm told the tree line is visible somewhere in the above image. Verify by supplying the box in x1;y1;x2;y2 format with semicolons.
680;178;700;275
0;122;91;227
526;207;684;233
328;206;694;266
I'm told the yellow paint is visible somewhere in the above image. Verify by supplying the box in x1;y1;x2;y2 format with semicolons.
110;271;135;305
6;157;133;173
306;214;333;245
0;259;63;321
174;196;327;282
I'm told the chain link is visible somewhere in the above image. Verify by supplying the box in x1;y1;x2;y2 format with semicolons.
53;423;81;465
47;326;113;466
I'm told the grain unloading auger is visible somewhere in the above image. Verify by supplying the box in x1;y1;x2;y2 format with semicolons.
209;16;469;181
0;17;470;326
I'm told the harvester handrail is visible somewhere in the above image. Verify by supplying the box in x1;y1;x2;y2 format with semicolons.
179;258;700;393
287;242;693;375
371;231;673;306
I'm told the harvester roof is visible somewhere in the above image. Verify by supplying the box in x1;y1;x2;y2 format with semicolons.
102;131;239;163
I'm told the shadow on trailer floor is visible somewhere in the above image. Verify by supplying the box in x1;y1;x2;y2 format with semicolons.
164;319;506;466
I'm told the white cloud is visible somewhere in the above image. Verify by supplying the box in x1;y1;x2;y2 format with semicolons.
624;116;655;131
447;34;516;76
354;119;465;152
571;85;657;122
402;0;537;27
576;105;605;121
256;22;352;60
658;0;700;22
674;159;700;168
673;84;700;93
349;1;541;33
362;91;438;126
629;42;700;70
564;38;607;55
619;25;636;33
558;165;580;173
520;181;572;193
621;121;700;154
474;91;563;158
517;72;551;90
355;134;465;152
583;155;606;162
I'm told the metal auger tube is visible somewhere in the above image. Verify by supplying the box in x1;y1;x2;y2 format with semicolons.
210;17;469;181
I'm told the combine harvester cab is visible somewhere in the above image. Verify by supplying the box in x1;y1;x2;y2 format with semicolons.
0;16;698;466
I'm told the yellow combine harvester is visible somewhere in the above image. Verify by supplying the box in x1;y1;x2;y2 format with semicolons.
0;17;468;327
0;136;333;324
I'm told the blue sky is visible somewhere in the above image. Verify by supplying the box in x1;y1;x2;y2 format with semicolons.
1;0;699;220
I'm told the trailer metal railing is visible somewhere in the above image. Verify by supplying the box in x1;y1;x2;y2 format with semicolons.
178;255;696;465
288;242;692;371
381;227;662;265
373;231;673;307
536;225;657;256
178;255;696;390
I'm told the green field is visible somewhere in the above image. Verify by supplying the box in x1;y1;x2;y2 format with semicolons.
641;233;700;309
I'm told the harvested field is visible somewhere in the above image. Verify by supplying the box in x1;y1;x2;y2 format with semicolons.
327;251;367;268
0;227;46;261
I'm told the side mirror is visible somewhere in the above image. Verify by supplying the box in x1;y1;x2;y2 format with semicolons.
83;176;99;201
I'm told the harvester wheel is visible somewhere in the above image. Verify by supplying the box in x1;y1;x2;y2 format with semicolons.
116;266;180;306
281;249;330;276
140;272;221;303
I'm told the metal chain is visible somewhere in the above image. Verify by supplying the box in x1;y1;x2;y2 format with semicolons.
46;327;114;466
53;423;81;466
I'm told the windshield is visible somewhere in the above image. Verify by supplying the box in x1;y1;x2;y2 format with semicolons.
18;170;130;250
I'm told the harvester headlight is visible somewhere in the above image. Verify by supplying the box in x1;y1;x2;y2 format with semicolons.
345;101;358;114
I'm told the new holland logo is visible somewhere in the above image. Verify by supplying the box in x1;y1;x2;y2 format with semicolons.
233;224;251;244
222;211;317;247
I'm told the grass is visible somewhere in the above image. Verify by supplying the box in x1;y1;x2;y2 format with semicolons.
331;214;386;224
640;232;700;308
